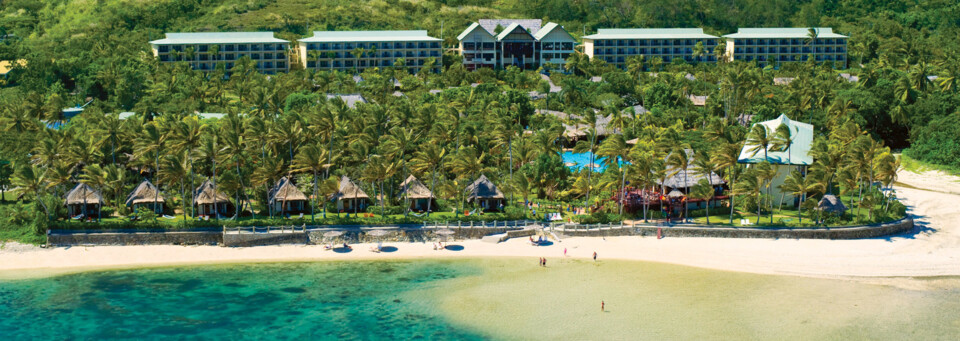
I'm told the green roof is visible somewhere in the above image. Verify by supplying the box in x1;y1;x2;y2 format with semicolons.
300;30;440;43
150;32;288;45
738;114;814;165
457;23;492;41
583;28;718;40
533;22;573;41
723;27;847;39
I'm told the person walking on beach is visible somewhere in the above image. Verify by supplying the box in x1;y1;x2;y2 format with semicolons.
593;251;597;261
601;300;605;312
564;248;567;257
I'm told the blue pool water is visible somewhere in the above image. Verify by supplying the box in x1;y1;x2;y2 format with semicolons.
0;261;485;340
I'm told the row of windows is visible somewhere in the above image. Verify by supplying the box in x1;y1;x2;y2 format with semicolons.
603;55;716;63
305;42;441;50
735;47;846;54
593;39;717;47
733;38;846;46
461;42;575;50
733;54;845;61
595;47;715;55
159;52;286;62
311;51;441;58
307;58;434;68
157;44;288;53
187;61;288;70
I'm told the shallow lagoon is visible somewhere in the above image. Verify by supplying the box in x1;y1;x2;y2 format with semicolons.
2;259;959;340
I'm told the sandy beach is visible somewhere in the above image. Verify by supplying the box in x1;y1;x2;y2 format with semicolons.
2;169;959;281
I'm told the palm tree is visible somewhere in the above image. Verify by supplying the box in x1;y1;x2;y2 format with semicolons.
170;116;207;218
778;171;821;225
12;164;50;218
755;162;777;224
666;148;691;222
160;151;190;221
134;120;168;218
410;143;446;217
689;179;714;224
626;55;645;77
745;124;772;162
769;123;795;210
351;47;366;73
711;142;742;224
293;142;330;222
597;134;629;215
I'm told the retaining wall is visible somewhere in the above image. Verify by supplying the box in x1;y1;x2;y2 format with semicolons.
223;232;308;247
48;230;221;246
558;217;914;239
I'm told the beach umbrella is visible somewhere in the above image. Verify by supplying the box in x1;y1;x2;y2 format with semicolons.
367;229;390;241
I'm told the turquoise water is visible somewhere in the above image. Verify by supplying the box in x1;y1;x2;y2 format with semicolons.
561;151;607;171
0;261;485;340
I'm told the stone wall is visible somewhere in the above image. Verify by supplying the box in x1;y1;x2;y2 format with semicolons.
222;232;308;247
557;217;914;240
48;230;221;246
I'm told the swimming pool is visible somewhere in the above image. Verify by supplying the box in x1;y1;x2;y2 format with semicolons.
560;151;625;172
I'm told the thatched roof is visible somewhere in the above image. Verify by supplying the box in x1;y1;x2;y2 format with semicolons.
400;175;433;199
817;195;847;214
536;109;614;138
125;180;164;206
774;77;795;85
268;176;308;204
194;179;230;205
64;183;103;205
466;174;504;201
688;95;708;106
657;149;725;189
326;93;367;108
667;189;686;198
332;175;368;200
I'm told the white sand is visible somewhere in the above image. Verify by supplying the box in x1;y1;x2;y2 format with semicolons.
2;169;959;280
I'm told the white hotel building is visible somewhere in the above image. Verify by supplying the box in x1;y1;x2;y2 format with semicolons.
723;28;848;68
149;32;290;74
298;30;442;74
582;28;720;68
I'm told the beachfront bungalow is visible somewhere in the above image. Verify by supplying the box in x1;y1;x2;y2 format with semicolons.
465;175;505;211
268;176;309;215
738;114;813;203
399;175;435;212
193;180;232;217
125;180;164;214
65;183;103;218
332;175;369;212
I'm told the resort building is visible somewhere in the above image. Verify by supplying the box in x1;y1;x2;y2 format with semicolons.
738;114;813;202
194;180;232;217
465;175;505;211
65;183;103;218
332;176;370;212
299;31;442;74
457;19;576;71
399;175;436;212
149;32;291;74
723;28;848;68
268;177;309;215
125;180;164;214
582;28;719;68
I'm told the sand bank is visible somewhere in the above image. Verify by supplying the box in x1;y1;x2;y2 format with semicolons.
2;169;959;281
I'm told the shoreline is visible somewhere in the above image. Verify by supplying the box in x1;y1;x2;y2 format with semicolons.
3;169;960;285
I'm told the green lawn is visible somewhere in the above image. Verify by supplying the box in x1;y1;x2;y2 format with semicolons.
689;193;899;227
900;153;960;176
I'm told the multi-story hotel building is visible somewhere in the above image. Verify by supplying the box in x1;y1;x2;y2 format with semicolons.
582;28;719;68
723;28;848;68
457;19;576;71
149;32;290;74
298;31;442;74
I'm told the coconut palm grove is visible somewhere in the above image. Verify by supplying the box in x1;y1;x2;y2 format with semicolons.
3;0;958;244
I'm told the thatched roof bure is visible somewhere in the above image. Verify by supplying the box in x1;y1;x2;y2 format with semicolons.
194;180;230;204
332;176;369;200
268;176;308;204
465;174;504;201
400;175;434;199
64;183;103;205
125;180;164;206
